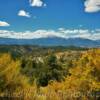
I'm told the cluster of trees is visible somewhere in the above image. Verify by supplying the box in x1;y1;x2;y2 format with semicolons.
21;54;67;87
0;49;100;100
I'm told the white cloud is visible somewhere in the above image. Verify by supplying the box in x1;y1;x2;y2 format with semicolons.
0;21;10;27
0;29;100;40
29;0;46;7
18;10;31;18
84;0;100;12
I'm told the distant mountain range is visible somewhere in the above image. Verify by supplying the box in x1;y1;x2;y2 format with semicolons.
0;37;100;47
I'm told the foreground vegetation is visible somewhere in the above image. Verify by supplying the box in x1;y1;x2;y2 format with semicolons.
0;46;100;100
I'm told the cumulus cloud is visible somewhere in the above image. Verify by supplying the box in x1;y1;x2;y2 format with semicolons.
84;0;100;12
29;0;46;7
18;10;31;18
0;21;10;27
0;29;100;40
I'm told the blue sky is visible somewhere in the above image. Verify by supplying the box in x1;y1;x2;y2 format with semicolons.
0;0;100;40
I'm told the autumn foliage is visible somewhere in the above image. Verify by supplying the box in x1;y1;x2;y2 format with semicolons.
0;49;100;100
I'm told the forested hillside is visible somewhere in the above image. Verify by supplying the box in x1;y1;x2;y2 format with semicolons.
0;46;100;100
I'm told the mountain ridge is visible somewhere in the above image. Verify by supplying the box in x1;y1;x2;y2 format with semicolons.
0;37;100;47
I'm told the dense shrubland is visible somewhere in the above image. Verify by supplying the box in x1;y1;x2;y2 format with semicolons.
0;47;100;100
